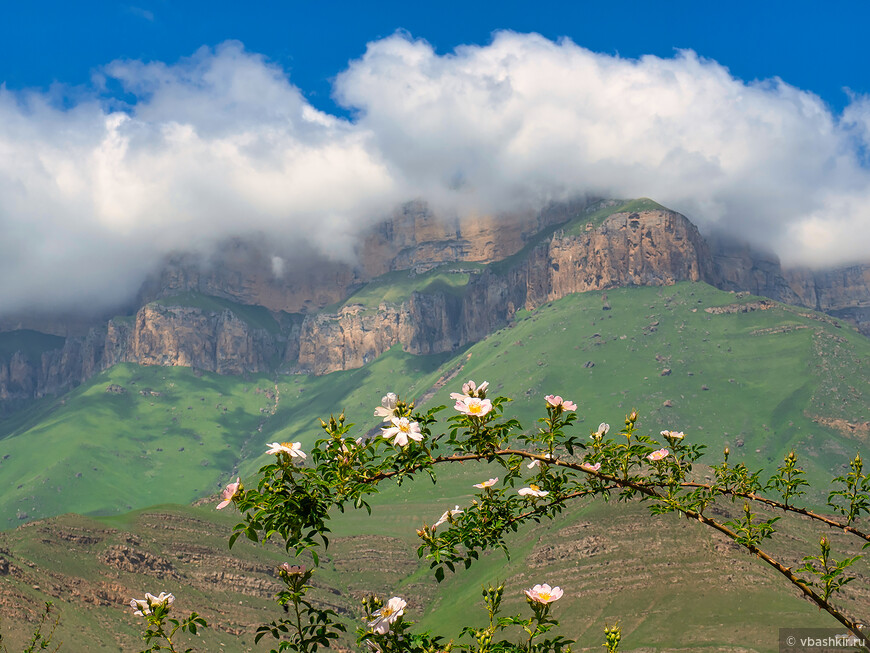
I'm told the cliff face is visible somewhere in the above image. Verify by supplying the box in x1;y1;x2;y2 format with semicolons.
297;305;403;375
136;243;361;315
137;201;578;315
104;304;287;375
358;200;580;277
707;234;805;305
708;234;870;337
536;210;711;304
0;329;104;403
783;264;870;336
296;209;712;374
0;303;289;405
3;202;870;404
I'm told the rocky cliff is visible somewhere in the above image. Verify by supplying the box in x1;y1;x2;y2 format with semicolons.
103;304;288;375
136;200;578;313
708;234;870;337
0;329;104;404
0;303;296;406
787;265;870;336
296;208;712;374
2;200;869;403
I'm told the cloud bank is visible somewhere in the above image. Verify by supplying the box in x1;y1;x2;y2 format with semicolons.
2;32;869;313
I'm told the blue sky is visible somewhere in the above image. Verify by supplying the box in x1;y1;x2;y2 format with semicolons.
2;1;870;312
3;1;867;114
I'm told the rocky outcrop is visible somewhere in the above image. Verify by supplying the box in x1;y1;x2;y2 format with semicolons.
104;303;288;375
137;200;579;314
708;234;806;305
297;304;403;375
708;234;870;336
0;328;105;404
359;200;580;277
533;209;712;304
297;209;713;373
1;302;292;403
137;242;361;315
787;264;870;336
3;202;870;402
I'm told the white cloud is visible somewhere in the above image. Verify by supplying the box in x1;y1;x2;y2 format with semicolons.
1;33;869;313
335;31;870;265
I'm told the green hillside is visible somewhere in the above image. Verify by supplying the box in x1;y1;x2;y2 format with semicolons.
2;282;868;527
0;473;864;651
1;281;869;650
324;263;486;312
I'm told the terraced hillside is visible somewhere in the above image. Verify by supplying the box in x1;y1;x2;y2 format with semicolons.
0;487;866;651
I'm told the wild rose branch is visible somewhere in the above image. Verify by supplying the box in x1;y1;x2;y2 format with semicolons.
129;380;868;650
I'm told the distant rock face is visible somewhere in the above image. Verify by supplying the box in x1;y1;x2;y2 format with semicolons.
707;234;806;305
296;209;712;374
297;304;403;375
2;202;870;403
359;200;578;277
793;264;870;336
708;234;870;337
0;329;105;404
536;210;711;304
137;201;577;314
105;304;286;375
137;243;361;315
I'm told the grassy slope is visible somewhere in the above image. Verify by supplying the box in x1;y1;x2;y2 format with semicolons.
322;263;487;313
0;488;864;652
3;282;868;526
1;282;869;650
0;365;277;525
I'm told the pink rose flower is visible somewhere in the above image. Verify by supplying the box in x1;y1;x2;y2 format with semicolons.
524;583;563;604
454;396;493;417
545;395;577;411
216;477;240;509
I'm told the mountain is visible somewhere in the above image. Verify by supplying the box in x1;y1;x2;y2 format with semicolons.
4;197;867;409
2;241;869;649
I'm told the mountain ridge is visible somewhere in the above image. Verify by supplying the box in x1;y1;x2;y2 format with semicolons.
1;199;868;407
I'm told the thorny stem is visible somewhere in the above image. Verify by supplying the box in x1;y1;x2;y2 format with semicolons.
526;455;867;641
294;595;304;647
157;623;178;653
372;451;868;541
680;482;870;543
369;449;866;639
